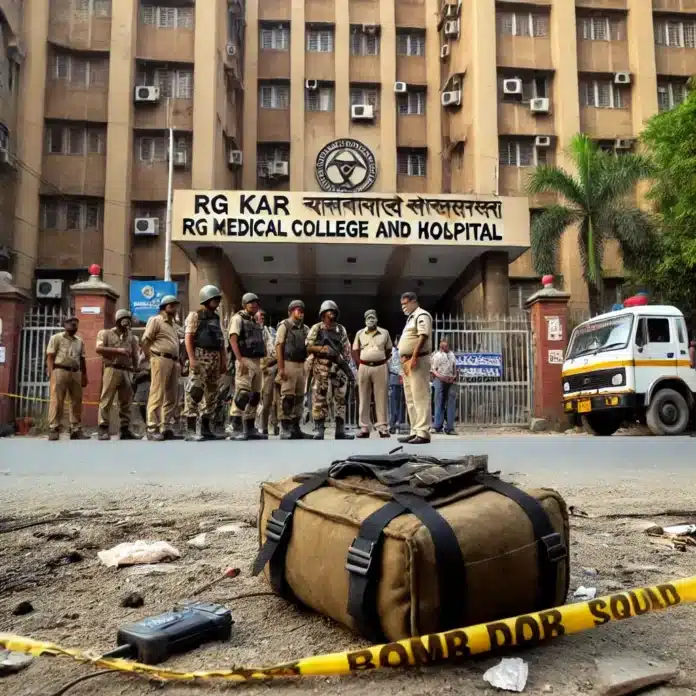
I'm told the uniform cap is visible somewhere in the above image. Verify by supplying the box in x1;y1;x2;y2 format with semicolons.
63;314;78;323
115;309;132;322
288;299;305;312
159;294;180;308
199;284;222;305
319;300;339;318
364;309;377;320
242;292;259;305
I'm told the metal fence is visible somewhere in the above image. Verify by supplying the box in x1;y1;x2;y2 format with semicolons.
15;305;72;419
433;314;533;426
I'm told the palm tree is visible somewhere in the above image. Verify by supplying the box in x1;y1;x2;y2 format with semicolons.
527;133;656;316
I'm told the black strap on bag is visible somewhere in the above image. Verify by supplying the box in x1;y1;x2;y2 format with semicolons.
478;475;567;609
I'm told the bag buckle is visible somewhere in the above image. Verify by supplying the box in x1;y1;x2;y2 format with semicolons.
540;532;567;563
266;509;292;543
345;538;375;577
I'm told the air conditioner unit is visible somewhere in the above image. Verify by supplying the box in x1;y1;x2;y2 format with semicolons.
530;97;550;114
614;72;631;85
0;147;12;167
305;79;318;90
614;138;634;150
269;161;289;177
362;23;378;34
444;3;459;19
257;163;270;178
134;217;160;237
172;150;187;167
535;135;552;148
444;19;460;38
228;149;243;166
226;43;236;57
441;90;461;107
440;44;450;59
36;279;63;299
394;81;407;94
351;104;375;120
134;85;160;103
503;78;523;95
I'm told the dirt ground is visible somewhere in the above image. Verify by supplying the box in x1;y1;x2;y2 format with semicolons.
2;475;696;696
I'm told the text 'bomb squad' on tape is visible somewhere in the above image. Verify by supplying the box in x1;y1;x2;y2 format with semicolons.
179;193;505;243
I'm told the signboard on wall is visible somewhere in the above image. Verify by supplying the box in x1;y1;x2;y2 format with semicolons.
455;352;503;378
129;280;178;323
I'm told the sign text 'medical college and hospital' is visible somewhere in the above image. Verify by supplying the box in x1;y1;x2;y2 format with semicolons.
172;191;531;247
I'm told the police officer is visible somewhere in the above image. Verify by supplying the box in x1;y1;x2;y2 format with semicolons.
306;300;354;441
96;309;139;441
183;285;227;441
46;315;89;441
228;292;267;440
275;299;311;440
256;309;279;437
398;291;433;445
141;294;181;441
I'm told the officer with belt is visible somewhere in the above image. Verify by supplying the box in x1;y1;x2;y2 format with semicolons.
141;294;181;441
183;285;227;441
95;309;139;441
275;299;311;440
353;309;393;438
228;292;267;441
45;315;89;441
397;291;433;445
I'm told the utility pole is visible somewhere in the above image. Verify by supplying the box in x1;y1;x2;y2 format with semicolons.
164;97;174;282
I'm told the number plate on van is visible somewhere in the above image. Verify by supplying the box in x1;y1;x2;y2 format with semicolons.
577;399;591;413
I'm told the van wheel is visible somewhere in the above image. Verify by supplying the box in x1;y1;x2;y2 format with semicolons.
646;389;690;436
581;413;623;436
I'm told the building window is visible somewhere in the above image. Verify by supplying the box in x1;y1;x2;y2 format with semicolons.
654;18;696;48
259;84;290;109
578;16;623;42
52;54;106;87
257;144;290;166
499;139;547;167
509;279;542;315
45;125;105;155
136;68;193;99
350;87;379;109
260;24;290;50
306;86;335;112
75;0;112;18
140;5;194;29
497;11;548;38
306;27;334;53
41;200;103;230
396;30;425;56
137;135;188;163
657;81;688;111
580;80;626;108
398;90;426;115
397;150;427;177
350;29;380;56
499;75;548;103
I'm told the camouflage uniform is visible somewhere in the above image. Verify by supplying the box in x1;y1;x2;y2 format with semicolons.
183;347;220;418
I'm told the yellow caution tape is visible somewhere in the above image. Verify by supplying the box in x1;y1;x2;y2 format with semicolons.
1;576;695;684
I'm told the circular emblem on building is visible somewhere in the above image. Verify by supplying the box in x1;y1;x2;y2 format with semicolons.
315;139;377;193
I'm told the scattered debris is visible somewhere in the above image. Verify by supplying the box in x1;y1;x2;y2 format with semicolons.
573;586;597;601
126;564;180;577
98;540;181;568
12;600;34;616
121;592;145;608
483;658;529;692
191;567;241;597
33;526;80;541
529;418;548;433
569;506;590;518
46;551;83;568
583;568;599;577
595;653;678;696
215;524;242;535
0;650;34;674
663;524;696;536
187;533;209;549
542;686;553;693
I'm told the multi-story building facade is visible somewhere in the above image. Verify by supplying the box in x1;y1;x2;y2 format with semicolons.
2;0;696;326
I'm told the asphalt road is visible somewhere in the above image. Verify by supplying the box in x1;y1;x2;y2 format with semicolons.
1;434;694;499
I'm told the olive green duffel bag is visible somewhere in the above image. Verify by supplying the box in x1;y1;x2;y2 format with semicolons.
252;452;569;643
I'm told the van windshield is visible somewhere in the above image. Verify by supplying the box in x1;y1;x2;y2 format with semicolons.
567;314;634;360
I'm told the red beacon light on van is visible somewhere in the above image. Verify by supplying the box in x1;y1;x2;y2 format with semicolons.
623;294;649;308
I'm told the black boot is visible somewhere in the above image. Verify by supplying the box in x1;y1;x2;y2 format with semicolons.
291;418;312;439
335;417;354;440
97;425;110;441
119;426;138;440
226;416;243;440
70;429;90;440
146;430;164;441
313;420;325;440
185;416;201;441
200;416;218;441
236;419;267;441
273;424;280;436
280;420;293;440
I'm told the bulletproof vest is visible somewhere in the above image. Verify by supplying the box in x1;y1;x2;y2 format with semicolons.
238;312;265;358
283;320;308;362
318;325;344;353
194;310;224;351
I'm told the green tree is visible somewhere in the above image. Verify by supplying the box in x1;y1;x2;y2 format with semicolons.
633;86;696;324
527;133;656;316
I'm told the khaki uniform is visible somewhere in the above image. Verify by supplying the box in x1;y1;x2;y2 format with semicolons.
142;312;180;432
275;319;309;422
398;307;433;440
229;310;265;420
260;327;278;431
353;327;392;433
96;327;139;429
182;310;223;419
46;332;85;433
306;322;351;422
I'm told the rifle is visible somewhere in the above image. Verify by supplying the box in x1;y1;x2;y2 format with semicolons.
320;331;356;386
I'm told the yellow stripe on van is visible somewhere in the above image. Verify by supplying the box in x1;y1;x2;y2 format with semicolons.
562;359;691;377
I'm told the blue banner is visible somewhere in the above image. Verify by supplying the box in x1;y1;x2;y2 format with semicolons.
129;280;178;323
455;352;503;378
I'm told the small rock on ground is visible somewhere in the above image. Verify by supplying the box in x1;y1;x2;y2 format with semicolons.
12;601;34;616
596;653;679;696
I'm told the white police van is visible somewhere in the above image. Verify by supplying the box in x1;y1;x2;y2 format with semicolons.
562;301;696;436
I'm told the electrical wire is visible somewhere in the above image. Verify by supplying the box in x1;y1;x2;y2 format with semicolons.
45;669;119;696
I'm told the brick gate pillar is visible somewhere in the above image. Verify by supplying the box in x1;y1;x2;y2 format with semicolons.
0;275;30;426
70;264;119;427
525;275;570;429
